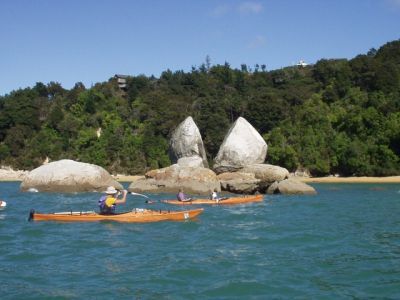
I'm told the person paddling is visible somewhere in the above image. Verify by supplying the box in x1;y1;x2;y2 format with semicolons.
210;189;222;203
98;186;127;214
210;189;228;203
177;188;192;202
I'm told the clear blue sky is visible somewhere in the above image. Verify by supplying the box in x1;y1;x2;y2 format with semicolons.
1;0;400;95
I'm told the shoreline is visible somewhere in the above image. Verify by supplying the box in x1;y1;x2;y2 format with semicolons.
1;174;400;184
115;175;400;184
296;176;400;183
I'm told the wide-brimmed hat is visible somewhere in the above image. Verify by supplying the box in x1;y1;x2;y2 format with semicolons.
105;186;118;194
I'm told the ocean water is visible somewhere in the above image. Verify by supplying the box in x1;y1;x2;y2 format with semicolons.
0;181;399;299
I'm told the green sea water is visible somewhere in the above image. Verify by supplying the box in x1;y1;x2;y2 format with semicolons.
0;181;399;299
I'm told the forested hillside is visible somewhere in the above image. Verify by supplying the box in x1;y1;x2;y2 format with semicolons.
1;40;399;176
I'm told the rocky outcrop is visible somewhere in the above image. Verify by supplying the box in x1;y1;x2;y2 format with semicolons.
127;176;161;193
128;164;219;195
213;117;267;174
266;178;316;195
0;167;28;181
177;156;204;168
216;164;315;195
240;164;289;183
20;159;122;192
217;172;260;194
169;116;208;168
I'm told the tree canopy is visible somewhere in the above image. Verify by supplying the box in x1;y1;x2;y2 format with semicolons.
1;39;400;176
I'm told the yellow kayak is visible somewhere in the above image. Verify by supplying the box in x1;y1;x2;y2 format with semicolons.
28;208;203;223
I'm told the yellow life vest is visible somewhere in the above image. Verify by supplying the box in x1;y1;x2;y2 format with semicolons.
105;195;116;207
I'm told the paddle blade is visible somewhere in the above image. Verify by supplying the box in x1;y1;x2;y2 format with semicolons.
129;192;150;199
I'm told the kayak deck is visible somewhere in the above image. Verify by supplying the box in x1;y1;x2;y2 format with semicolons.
163;194;263;205
29;208;203;223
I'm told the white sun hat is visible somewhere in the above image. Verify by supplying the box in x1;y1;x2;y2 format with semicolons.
105;186;118;194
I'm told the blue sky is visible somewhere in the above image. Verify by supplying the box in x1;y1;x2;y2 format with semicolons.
1;0;400;95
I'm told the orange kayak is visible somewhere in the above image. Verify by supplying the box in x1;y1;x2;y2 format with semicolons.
163;194;263;205
28;208;203;223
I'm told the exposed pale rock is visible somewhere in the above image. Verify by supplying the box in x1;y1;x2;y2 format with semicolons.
266;181;279;194
240;164;289;183
267;179;317;195
177;156;204;168
213;117;267;174
169;116;208;168
128;164;219;195
217;172;260;194
20;159;122;192
128;177;161;193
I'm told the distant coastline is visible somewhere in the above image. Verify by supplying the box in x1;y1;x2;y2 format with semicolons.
115;175;400;184
1;169;400;184
297;176;400;183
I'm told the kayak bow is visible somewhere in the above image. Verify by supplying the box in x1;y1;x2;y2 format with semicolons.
163;194;263;205
28;208;203;223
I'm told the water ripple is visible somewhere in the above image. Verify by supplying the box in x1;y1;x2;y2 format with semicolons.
1;182;400;299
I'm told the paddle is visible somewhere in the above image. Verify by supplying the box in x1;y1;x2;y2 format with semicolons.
129;191;150;199
127;191;158;204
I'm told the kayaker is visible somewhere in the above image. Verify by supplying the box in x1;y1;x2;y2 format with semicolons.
177;188;192;202
210;189;228;203
210;189;221;202
98;186;128;214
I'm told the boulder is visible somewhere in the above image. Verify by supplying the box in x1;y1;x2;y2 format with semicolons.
177;156;204;168
169;116;208;168
20;159;123;192
266;181;279;194
217;172;260;194
213;117;267;174
266;179;317;195
128;177;161;193
240;164;289;183
128;164;220;195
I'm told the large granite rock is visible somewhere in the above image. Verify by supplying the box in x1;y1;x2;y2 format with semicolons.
169;116;208;168
177;156;204;168
213;117;267;174
240;164;289;183
20;159;123;192
217;172;260;194
266;179;316;195
128;164;219;195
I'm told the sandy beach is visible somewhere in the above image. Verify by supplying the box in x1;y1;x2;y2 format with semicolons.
113;175;144;182
297;176;400;183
